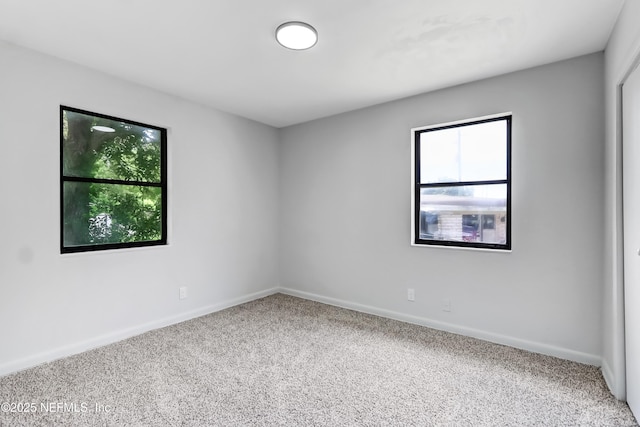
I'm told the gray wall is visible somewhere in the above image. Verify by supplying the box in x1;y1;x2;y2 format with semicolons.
602;0;640;400
0;41;280;375
280;53;605;363
0;39;610;378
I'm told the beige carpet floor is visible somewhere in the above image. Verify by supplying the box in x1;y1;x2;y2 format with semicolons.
0;293;637;426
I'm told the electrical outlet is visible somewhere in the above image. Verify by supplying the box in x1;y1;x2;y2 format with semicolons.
179;286;188;300
407;288;415;301
442;298;451;312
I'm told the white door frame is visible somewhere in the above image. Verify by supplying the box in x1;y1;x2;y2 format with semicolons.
622;60;640;418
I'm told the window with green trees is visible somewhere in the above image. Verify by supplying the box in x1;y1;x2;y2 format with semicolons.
60;106;167;253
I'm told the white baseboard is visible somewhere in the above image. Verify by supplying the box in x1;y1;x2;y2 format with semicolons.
279;287;602;367
602;357;627;400
0;287;279;378
0;286;602;378
602;358;616;396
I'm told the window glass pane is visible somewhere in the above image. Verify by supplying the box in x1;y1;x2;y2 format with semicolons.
418;184;507;244
419;120;507;184
62;110;162;182
63;181;163;247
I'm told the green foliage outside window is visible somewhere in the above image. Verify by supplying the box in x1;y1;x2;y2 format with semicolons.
61;107;167;252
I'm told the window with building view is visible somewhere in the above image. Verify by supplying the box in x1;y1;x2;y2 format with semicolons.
60;106;167;253
412;114;511;250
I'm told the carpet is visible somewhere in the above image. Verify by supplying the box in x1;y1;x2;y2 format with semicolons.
0;294;637;426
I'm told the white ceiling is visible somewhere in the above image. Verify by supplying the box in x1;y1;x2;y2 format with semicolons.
0;0;625;128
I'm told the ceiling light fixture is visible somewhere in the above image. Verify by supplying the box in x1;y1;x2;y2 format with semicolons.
91;125;115;133
276;21;318;50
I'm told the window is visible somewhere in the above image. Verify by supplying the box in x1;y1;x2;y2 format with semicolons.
60;106;167;253
412;114;511;250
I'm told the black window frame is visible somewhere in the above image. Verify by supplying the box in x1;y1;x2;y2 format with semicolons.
412;114;512;251
60;106;168;254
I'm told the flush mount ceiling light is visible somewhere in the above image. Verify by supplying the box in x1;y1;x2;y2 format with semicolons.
91;125;115;133
276;21;318;50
